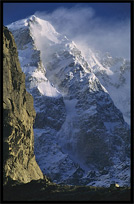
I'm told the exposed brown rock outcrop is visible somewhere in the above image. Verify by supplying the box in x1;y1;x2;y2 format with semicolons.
3;26;43;184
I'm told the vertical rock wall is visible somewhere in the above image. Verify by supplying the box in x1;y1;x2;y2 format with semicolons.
3;26;43;184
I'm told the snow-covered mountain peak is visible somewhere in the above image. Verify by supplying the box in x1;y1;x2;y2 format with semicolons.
8;15;81;59
7;15;59;37
29;17;60;44
7;16;130;187
28;16;78;51
7;15;37;30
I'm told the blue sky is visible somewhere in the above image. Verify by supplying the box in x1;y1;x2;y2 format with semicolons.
3;2;130;25
3;2;130;59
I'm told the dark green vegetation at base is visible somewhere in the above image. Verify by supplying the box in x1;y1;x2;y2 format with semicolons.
3;179;130;201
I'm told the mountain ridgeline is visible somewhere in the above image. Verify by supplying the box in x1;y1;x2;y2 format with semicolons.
7;15;130;187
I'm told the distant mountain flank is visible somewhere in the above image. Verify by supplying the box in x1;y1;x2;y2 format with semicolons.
81;48;130;125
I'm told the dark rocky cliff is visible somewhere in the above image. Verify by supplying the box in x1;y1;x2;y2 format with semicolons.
3;26;43;184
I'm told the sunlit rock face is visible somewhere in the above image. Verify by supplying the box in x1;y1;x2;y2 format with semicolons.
3;26;44;184
7;15;130;187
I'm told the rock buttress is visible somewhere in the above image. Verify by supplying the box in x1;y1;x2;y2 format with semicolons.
3;26;44;184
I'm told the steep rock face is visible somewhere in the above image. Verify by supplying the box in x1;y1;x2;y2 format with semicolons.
3;26;43;184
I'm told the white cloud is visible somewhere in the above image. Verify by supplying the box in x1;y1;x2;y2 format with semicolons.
35;5;130;59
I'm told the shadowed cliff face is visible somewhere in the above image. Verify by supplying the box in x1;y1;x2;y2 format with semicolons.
3;26;43;184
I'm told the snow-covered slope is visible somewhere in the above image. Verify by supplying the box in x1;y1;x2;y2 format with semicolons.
7;15;130;187
77;47;130;125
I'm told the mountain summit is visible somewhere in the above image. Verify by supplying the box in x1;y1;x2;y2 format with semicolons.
7;15;130;187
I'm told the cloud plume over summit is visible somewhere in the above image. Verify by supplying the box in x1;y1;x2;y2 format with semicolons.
35;4;130;59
